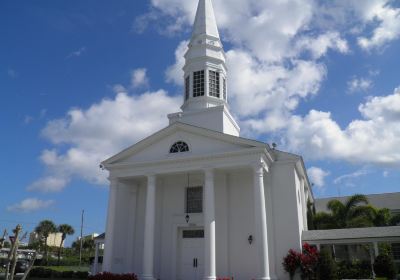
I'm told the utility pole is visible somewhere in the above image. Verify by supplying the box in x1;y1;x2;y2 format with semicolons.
79;209;84;268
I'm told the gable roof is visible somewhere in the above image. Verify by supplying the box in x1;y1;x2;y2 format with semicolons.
102;122;269;166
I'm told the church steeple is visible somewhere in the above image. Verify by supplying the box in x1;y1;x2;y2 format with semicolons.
168;0;240;136
192;0;220;39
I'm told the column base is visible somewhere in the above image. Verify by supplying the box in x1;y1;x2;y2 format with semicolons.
255;277;274;280
203;277;216;280
141;275;155;280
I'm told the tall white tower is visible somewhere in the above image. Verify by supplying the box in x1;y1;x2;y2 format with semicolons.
168;0;240;136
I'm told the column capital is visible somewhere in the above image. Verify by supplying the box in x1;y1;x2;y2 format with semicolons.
108;177;119;188
252;160;267;174
203;167;215;179
146;174;157;184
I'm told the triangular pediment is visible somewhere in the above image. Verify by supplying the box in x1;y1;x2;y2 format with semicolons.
103;122;266;166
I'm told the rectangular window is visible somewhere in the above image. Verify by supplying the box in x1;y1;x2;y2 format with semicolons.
182;230;204;239
223;78;227;100
209;70;220;98
185;76;190;100
186;186;203;213
193;71;205;97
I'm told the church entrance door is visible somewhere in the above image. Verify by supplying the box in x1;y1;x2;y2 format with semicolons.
178;228;204;280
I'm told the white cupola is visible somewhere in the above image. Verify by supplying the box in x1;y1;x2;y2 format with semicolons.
168;0;240;136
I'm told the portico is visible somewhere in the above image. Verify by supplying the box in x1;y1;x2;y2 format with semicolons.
103;141;274;280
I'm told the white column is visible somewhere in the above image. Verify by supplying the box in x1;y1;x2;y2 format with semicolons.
94;243;99;274
373;242;379;257
253;164;271;280
103;178;118;272
204;168;216;280
142;175;156;280
300;178;307;230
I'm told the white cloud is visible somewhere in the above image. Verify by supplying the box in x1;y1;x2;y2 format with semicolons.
285;87;400;167
36;89;180;188
165;40;188;86
66;47;86;59
146;0;349;62
307;167;330;189
131;68;149;88
7;198;54;213
225;50;326;134
27;176;69;193
357;2;400;51
347;77;373;93
333;168;370;185
295;32;349;59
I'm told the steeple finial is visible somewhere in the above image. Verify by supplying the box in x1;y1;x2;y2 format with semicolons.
192;0;220;39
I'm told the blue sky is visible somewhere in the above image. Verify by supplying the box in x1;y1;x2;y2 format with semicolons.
1;0;400;245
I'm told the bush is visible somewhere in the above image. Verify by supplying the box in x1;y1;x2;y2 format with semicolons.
88;272;138;280
337;259;372;279
317;249;338;280
30;267;53;278
61;270;74;278
74;271;89;279
300;243;319;279
283;249;301;279
282;243;319;280
374;254;396;279
29;267;89;279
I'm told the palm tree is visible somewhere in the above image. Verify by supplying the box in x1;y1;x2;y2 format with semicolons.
364;207;400;227
57;224;75;265
313;194;372;229
35;220;57;263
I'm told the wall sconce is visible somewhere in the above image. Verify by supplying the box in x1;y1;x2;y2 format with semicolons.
185;214;190;224
248;235;253;245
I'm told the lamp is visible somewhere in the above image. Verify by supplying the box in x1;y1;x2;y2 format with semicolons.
185;173;190;224
248;235;253;244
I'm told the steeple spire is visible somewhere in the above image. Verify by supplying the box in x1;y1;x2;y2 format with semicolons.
192;0;220;39
167;0;240;136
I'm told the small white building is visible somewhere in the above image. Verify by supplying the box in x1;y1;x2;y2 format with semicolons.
101;1;313;279
29;232;63;248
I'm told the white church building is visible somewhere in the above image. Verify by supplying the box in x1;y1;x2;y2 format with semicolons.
101;0;313;279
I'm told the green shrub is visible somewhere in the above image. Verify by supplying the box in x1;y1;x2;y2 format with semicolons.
317;249;338;280
88;272;138;280
61;270;74;278
30;267;53;278
74;271;89;279
337;259;372;279
29;267;89;279
374;254;396;279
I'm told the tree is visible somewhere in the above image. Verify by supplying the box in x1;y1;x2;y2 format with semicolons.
57;224;75;265
35;220;57;263
313;194;373;229
317;249;338;280
307;200;316;230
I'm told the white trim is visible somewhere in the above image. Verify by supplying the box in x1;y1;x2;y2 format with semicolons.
102;122;268;165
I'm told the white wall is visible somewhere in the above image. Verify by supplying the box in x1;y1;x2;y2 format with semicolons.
270;163;303;280
106;163;305;280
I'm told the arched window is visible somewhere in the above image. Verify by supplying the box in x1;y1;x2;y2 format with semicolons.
170;141;189;153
